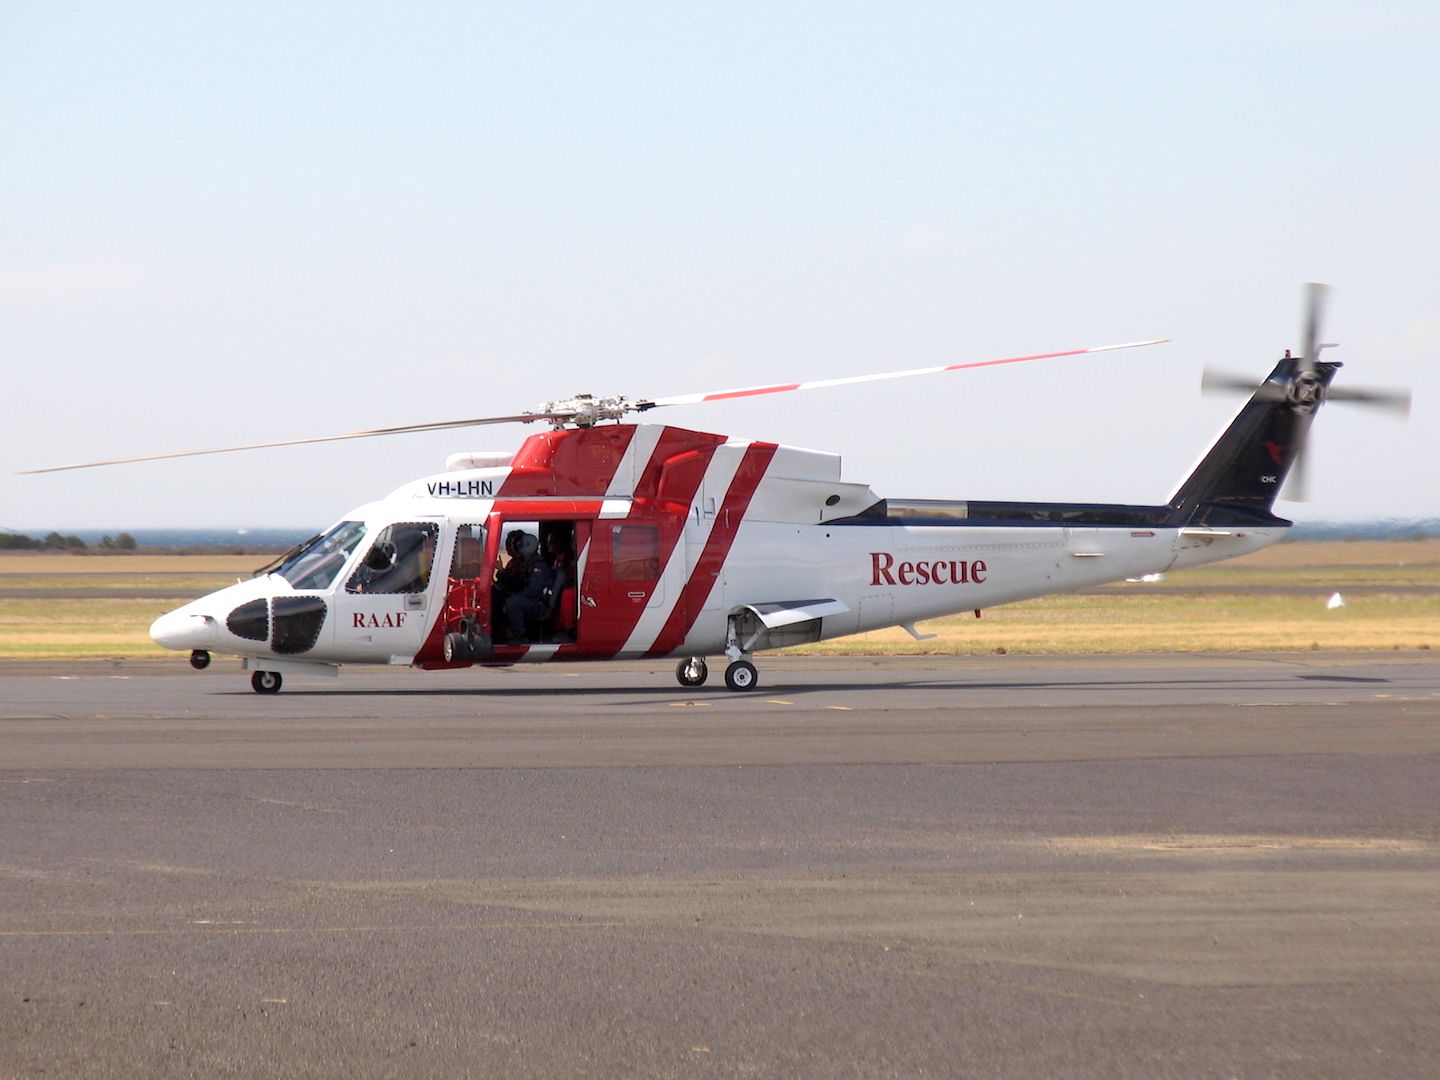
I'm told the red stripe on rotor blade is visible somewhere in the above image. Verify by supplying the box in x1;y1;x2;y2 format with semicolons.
702;383;802;402
645;441;778;658
942;348;1086;373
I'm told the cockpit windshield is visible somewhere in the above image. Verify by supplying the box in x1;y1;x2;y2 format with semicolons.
270;520;368;590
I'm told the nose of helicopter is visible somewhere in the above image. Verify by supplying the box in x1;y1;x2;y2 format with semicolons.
149;605;220;651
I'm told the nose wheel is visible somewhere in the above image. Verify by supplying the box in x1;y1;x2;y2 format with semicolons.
675;657;709;687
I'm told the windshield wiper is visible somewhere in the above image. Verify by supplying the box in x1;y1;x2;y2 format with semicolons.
253;534;320;578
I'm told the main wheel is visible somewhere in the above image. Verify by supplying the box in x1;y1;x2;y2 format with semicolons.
443;631;470;663
676;657;709;687
251;670;283;695
724;660;758;692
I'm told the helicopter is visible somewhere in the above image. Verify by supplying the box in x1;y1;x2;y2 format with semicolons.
23;285;1409;694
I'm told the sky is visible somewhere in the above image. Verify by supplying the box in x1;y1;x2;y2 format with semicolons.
3;1;1438;530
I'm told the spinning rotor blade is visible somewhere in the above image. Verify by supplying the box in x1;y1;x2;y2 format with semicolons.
1203;368;1412;413
1203;283;1412;503
1279;418;1314;502
1299;281;1330;372
1324;385;1412;415
17;410;574;474
19;338;1168;475
643;339;1169;409
1283;285;1323;502
1200;369;1288;399
1279;283;1327;503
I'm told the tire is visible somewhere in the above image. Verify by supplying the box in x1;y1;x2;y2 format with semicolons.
251;670;283;695
675;658;709;687
444;631;470;663
189;650;211;670
724;660;758;692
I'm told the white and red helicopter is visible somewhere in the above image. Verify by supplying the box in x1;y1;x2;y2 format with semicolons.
25;285;1409;694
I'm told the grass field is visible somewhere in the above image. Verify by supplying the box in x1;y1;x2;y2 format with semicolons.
1;541;1436;660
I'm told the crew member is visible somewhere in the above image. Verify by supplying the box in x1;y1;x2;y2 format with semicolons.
502;533;553;643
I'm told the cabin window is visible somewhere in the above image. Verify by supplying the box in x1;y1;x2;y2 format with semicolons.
449;523;487;580
612;523;660;581
272;520;367;590
346;522;439;594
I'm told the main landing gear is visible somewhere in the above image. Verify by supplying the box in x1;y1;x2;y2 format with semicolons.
674;657;759;692
251;670;283;695
724;660;758;692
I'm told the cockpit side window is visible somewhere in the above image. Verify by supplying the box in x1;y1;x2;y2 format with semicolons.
346;522;439;594
450;523;487;580
273;520;368;590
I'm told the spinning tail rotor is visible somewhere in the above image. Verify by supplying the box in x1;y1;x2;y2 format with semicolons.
1200;283;1410;501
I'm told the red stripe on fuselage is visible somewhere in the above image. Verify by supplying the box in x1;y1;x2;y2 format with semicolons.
458;426;633;665
630;427;724;503
497;425;638;498
487;499;605;519
645;441;777;658
551;427;724;660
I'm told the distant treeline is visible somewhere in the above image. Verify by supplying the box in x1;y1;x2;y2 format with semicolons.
1;530;137;551
0;527;313;552
1290;519;1440;541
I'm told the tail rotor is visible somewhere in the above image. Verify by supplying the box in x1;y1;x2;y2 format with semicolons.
1200;282;1411;502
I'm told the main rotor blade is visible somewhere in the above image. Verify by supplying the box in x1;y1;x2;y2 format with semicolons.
16;411;572;474
643;339;1169;409
20;338;1169;475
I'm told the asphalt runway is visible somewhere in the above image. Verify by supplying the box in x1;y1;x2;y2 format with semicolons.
3;652;1439;1078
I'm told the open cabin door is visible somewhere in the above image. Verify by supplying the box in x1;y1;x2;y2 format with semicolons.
483;513;588;652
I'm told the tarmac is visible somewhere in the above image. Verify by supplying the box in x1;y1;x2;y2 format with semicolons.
2;652;1438;1077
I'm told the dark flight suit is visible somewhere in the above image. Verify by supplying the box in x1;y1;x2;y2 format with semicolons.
504;557;555;640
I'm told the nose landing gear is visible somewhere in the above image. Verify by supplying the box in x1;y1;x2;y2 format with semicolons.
675;657;709;687
189;650;211;670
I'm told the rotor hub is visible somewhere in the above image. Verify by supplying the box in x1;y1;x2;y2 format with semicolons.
534;394;639;429
1287;370;1324;412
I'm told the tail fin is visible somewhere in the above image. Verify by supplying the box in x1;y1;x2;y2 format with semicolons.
1167;355;1339;527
